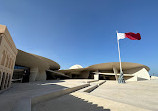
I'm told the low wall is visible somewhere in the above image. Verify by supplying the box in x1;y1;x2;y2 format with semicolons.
31;84;89;105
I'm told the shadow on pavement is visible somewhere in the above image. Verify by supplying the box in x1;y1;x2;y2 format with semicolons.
32;94;110;111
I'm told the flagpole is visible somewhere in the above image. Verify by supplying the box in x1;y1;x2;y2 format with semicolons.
117;35;123;74
116;31;125;83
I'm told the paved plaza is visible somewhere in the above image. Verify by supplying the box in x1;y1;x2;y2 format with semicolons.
32;80;158;111
0;79;92;111
0;79;158;111
91;80;158;111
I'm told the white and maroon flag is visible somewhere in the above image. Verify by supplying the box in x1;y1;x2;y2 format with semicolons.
117;32;141;40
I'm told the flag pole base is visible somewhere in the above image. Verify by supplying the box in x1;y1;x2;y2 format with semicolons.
118;72;125;83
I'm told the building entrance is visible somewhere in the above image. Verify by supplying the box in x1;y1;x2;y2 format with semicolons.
13;65;30;83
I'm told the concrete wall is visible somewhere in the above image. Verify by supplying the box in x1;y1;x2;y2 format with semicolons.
0;25;17;90
150;76;158;80
124;67;150;81
124;76;137;81
134;68;150;80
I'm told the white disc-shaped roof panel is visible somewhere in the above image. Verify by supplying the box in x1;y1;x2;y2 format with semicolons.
69;64;83;69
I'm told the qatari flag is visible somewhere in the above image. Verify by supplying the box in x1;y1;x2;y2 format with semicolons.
117;32;141;40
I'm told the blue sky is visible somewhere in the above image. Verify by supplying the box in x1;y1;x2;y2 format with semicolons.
1;0;158;75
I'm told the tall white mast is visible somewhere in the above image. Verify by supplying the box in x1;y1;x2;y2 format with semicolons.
116;30;125;83
116;31;123;74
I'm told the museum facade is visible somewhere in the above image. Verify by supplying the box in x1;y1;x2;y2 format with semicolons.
0;24;151;91
0;25;17;90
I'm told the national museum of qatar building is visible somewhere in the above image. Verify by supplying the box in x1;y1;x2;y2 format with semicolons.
0;24;151;91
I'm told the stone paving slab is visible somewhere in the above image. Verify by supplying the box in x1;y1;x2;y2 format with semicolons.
90;80;158;111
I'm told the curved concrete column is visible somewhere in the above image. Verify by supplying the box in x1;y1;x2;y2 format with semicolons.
8;74;12;88
36;69;46;81
113;66;118;81
30;67;38;82
4;73;9;88
0;71;2;87
94;74;99;80
1;73;6;89
93;70;99;80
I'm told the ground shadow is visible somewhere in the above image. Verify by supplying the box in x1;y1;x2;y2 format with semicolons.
32;94;110;111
